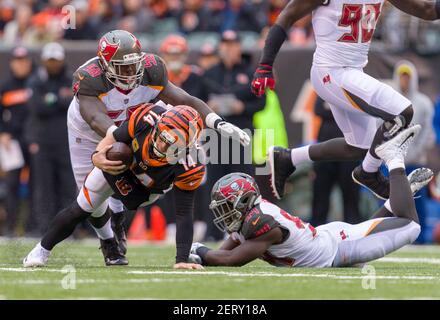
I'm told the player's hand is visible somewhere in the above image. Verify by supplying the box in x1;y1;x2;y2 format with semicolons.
187;253;202;265
251;64;275;97
173;262;204;270
190;242;206;255
92;145;126;175
216;121;250;146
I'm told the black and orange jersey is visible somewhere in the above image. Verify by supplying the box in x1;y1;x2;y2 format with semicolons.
113;103;205;194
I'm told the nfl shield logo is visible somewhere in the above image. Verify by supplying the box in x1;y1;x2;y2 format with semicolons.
124;98;129;104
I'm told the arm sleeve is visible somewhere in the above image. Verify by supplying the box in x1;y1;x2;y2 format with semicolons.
174;187;195;263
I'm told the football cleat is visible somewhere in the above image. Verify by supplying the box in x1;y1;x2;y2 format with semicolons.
375;125;421;164
352;165;390;200
408;167;434;195
23;243;50;268
99;238;128;266
111;212;127;255
267;146;296;200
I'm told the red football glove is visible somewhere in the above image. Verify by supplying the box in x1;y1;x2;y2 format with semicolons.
251;64;275;97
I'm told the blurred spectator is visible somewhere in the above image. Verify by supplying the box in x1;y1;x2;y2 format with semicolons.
26;42;76;235
310;97;361;226
202;30;265;240
0;47;33;236
2;4;34;46
158;34;209;243
393;60;435;243
204;0;265;33
94;0;123;37
27;0;69;44
197;43;219;71
177;0;210;34
0;0;15;32
432;95;440;174
63;0;99;40
267;0;287;26
116;0;155;33
148;0;175;19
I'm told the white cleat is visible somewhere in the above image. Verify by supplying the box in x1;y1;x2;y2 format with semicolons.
408;167;434;195
23;243;50;268
375;125;421;163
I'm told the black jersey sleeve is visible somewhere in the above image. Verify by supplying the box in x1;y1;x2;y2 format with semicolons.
142;54;168;91
72;58;110;97
113;121;131;144
240;205;280;240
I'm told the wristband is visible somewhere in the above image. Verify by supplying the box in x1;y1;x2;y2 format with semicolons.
196;246;211;262
205;113;223;129
106;125;118;136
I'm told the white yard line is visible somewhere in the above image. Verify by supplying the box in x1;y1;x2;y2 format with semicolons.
377;257;440;264
127;270;438;281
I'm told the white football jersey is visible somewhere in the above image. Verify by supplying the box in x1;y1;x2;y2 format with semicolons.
235;200;337;268
312;0;384;68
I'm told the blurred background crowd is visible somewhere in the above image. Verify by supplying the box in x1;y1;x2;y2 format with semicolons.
0;0;440;244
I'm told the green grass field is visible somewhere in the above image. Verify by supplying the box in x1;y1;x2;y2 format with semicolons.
1;238;440;300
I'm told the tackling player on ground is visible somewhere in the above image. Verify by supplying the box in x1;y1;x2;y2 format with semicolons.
250;0;440;200
190;125;434;268
67;29;250;264
24;103;206;269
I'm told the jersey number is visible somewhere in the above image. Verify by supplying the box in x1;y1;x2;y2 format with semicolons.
280;209;317;237
108;104;143;126
338;3;381;43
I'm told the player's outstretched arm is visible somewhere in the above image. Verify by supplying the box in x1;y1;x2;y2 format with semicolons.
158;82;250;146
196;228;282;267
251;0;325;96
388;0;440;20
78;94;116;138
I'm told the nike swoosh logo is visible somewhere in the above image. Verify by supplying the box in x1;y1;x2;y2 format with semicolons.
252;217;260;226
399;132;414;147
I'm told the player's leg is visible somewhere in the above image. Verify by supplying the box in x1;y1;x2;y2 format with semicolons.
332;126;429;267
68;130;122;249
23;168;127;267
269;66;412;200
108;198;128;255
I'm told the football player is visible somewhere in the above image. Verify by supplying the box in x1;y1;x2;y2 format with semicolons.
67;29;249;263
190;125;434;268
24;103;206;269
251;0;439;200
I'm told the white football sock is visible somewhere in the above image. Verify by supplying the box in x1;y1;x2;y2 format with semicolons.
386;157;405;171
38;242;51;254
291;145;311;166
92;219;114;240
362;151;383;173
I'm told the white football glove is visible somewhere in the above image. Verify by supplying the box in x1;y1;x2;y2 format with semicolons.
217;121;251;147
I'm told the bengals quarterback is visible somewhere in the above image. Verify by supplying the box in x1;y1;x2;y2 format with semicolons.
24;103;206;269
66;29;249;264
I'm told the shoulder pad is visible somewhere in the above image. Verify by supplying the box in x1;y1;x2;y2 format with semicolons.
240;204;280;240
72;58;110;97
142;54;168;91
